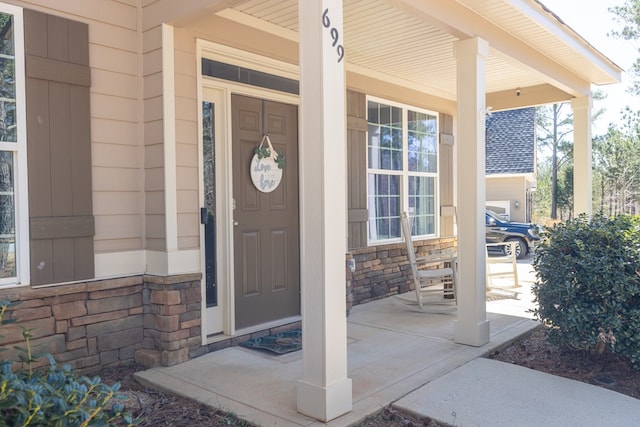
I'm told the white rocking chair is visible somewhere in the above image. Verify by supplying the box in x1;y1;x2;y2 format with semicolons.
396;212;458;312
486;241;520;294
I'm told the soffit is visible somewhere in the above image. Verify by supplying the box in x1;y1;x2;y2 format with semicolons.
458;0;620;85
222;0;620;102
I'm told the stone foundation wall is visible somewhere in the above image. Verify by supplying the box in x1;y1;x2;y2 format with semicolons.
346;237;457;309
0;273;205;372
0;277;145;372
136;274;203;368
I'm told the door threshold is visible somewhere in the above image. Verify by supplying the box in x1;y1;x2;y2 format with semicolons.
206;332;231;345
205;316;302;345
234;316;301;338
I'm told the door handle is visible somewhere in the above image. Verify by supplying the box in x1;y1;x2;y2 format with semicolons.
233;220;239;226
200;207;207;224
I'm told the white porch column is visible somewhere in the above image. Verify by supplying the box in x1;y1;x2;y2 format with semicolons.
296;0;352;422
453;37;490;346
571;95;593;216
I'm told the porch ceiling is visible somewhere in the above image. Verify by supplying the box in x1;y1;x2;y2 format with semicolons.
215;0;621;108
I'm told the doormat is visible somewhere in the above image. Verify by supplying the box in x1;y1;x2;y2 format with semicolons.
239;329;302;354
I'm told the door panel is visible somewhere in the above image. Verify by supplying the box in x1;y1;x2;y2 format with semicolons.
240;231;260;296
271;229;287;291
232;94;300;330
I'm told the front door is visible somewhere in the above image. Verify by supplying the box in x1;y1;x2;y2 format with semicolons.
231;94;300;330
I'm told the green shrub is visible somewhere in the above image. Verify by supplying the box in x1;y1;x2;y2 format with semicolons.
532;214;640;368
0;299;135;426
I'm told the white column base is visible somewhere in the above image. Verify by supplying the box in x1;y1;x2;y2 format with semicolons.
454;319;490;347
297;378;353;422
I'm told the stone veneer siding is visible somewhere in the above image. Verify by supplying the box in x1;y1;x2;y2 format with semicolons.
0;276;146;372
346;237;457;312
136;274;203;368
0;274;205;372
0;273;303;372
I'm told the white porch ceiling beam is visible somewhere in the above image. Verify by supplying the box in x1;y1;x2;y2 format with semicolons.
486;84;572;111
142;0;253;31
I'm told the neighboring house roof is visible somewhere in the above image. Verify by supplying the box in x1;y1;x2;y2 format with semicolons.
485;107;535;175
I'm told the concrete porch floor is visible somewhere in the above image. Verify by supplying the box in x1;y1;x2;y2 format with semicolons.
135;260;540;426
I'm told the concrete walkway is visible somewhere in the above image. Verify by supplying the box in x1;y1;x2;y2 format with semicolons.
395;358;640;427
134;260;639;426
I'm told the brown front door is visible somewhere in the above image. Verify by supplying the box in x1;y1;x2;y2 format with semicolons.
231;94;300;330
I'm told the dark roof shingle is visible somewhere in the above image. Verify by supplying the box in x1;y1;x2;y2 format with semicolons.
485;107;535;175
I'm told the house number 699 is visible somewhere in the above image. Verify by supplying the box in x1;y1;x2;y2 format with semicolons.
322;8;344;63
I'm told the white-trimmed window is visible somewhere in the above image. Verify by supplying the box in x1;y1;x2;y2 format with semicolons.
367;97;438;243
0;3;27;287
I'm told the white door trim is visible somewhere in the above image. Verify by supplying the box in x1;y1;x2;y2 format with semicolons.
197;40;300;343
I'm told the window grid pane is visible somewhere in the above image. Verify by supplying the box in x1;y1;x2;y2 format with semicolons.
0;150;15;278
408;176;435;236
368;102;403;171
408;110;437;173
0;14;16;143
367;173;401;240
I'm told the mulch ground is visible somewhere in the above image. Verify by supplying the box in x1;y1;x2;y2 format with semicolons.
489;326;640;400
99;326;640;426
99;364;255;426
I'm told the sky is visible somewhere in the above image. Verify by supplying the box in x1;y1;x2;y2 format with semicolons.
541;0;640;135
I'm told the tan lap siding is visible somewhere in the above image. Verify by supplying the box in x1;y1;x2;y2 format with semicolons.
174;29;199;250
142;23;166;252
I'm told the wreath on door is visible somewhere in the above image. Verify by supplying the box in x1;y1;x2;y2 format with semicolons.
250;134;285;193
